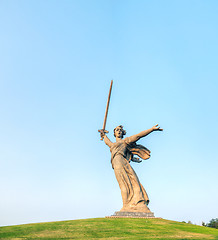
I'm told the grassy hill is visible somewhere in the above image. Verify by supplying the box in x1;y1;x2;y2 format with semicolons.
0;218;218;239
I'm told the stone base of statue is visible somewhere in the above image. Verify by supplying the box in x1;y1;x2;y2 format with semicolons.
107;211;155;218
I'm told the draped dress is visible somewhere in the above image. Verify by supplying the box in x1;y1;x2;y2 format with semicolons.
109;136;151;212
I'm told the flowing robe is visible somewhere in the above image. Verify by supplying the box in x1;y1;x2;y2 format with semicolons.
110;136;151;212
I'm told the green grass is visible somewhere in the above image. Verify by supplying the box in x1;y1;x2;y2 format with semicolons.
0;218;218;239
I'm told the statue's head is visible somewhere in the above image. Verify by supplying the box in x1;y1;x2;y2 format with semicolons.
114;125;126;139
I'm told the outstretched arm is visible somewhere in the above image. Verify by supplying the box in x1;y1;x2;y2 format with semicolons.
100;132;113;148
128;124;163;143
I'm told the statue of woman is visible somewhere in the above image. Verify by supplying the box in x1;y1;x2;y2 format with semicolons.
100;124;163;213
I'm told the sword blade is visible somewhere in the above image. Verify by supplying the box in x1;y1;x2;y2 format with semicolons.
98;80;113;140
102;80;113;130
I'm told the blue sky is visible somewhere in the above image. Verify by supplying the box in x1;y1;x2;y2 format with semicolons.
0;0;218;226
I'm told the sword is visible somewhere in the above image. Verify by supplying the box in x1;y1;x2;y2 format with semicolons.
98;80;113;140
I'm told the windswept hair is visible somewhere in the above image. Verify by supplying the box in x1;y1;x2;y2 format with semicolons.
113;125;126;138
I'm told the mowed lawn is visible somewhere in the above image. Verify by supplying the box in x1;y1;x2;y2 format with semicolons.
0;218;218;239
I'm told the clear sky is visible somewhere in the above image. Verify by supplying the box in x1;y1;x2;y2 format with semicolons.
0;0;218;226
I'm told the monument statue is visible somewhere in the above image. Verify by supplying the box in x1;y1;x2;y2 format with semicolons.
99;81;163;217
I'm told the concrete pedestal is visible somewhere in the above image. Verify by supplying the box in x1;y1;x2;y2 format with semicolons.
107;211;155;218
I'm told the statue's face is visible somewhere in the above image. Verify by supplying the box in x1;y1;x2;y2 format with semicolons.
114;126;123;138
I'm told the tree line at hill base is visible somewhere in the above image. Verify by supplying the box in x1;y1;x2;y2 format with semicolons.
202;218;218;229
182;218;218;229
